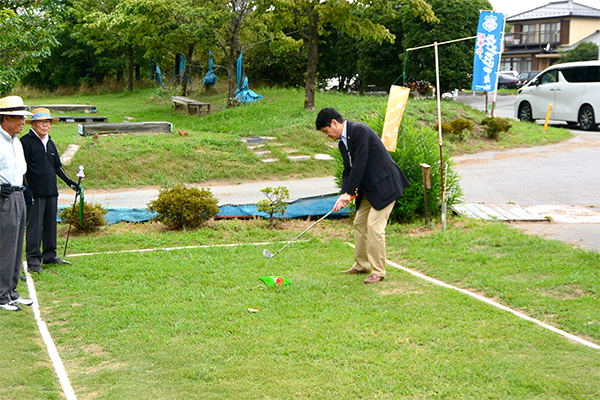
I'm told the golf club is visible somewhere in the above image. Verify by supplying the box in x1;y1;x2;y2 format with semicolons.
263;195;356;258
63;165;84;259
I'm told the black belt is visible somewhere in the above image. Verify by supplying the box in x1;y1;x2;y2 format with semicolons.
0;185;24;193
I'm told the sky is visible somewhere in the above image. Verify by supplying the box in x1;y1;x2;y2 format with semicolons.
488;0;600;17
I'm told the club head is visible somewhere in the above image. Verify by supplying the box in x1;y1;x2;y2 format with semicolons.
263;249;274;258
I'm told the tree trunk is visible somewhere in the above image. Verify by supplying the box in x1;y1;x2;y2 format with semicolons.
227;49;237;107
181;43;195;96
304;7;319;110
127;45;134;92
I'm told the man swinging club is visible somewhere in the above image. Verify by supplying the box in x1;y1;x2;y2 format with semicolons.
316;108;409;284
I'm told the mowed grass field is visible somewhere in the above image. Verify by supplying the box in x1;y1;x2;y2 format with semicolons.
2;219;598;399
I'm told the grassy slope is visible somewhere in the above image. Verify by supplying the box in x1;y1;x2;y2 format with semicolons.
21;86;572;189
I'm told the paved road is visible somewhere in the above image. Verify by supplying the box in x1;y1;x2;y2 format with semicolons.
454;93;600;252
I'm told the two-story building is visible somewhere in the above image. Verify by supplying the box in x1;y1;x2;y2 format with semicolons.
501;0;600;72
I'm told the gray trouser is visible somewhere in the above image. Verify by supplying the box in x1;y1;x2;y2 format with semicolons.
0;191;26;304
26;196;59;266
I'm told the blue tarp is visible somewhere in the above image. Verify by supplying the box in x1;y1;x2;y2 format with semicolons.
234;50;262;104
203;51;217;87
58;194;348;225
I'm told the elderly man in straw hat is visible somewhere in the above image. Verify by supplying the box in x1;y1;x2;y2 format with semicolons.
21;108;80;273
0;96;34;311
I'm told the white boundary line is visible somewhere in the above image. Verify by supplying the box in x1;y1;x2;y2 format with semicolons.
25;262;78;400
67;241;277;258
384;258;600;350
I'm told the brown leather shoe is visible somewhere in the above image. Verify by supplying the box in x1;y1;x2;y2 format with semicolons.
341;267;371;274
364;274;385;284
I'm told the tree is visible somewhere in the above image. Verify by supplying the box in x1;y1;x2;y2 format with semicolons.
70;0;151;91
0;1;58;95
268;0;435;110
557;41;599;64
402;0;492;94
119;0;214;96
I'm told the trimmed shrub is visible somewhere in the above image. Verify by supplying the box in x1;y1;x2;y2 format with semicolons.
59;201;107;234
481;117;512;140
449;118;474;141
335;105;463;223
148;184;219;230
257;186;289;228
433;121;453;136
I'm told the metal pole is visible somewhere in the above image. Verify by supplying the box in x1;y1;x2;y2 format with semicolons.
434;43;446;232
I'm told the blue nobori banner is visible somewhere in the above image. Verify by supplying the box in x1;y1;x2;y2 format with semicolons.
472;12;504;92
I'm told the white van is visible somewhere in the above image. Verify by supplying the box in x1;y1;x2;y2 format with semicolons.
514;60;600;131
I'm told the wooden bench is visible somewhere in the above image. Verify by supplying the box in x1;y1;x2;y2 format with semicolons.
78;121;172;136
28;104;97;113
57;116;108;124
171;96;210;116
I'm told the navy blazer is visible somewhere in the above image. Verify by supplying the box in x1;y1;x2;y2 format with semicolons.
339;121;409;210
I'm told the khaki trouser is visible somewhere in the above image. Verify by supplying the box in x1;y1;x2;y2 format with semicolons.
352;198;395;277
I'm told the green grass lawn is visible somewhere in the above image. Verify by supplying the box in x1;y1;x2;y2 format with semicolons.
2;219;598;399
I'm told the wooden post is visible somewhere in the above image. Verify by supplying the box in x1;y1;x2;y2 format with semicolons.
421;163;431;226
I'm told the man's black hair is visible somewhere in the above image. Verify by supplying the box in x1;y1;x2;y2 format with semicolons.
316;108;344;130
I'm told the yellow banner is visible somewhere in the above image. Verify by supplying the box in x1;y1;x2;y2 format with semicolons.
381;85;411;152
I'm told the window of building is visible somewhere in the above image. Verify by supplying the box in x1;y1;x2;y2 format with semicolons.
540;22;560;43
500;57;531;73
522;24;536;44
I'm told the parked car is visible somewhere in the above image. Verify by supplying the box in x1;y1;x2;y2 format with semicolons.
497;74;519;89
515;71;540;88
498;71;519;78
515;61;600;131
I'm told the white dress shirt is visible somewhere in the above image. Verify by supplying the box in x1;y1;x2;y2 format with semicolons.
0;126;27;186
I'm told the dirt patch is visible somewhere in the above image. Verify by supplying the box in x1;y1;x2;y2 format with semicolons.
380;281;425;296
542;285;594;300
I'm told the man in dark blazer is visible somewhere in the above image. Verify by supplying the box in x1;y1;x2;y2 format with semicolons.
316;108;409;284
21;108;80;273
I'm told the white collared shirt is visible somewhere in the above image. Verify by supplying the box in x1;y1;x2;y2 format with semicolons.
32;128;49;151
340;121;348;149
0;126;27;186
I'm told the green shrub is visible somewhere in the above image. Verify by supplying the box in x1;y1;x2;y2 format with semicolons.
335;105;463;223
433;121;453;136
148;184;219;230
256;186;289;228
481;117;512;140
449;118;474;141
59;201;107;234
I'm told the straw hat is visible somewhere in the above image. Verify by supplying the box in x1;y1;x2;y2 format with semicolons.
26;107;59;124
0;96;33;116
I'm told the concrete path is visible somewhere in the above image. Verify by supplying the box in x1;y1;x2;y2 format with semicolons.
452;126;600;253
58;176;339;209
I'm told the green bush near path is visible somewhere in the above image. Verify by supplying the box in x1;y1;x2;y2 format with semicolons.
2;219;598;399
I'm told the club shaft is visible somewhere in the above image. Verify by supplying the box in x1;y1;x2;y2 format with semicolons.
63;176;82;258
271;209;333;257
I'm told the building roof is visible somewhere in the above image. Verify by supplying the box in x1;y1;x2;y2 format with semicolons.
507;0;600;22
561;29;600;50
